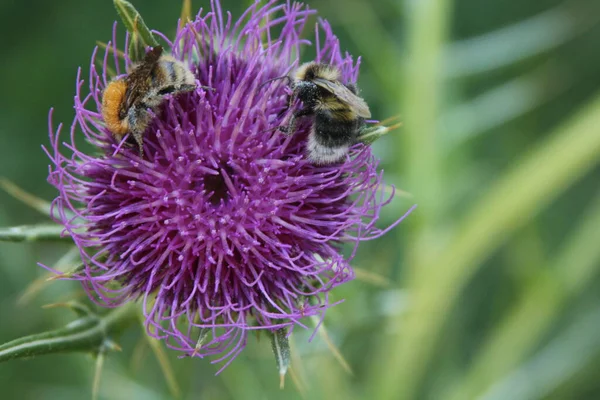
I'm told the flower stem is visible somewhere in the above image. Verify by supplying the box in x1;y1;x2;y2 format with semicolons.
0;302;138;362
0;224;69;242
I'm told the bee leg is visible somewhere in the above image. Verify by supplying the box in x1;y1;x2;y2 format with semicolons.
127;106;152;156
280;84;300;115
279;107;312;135
179;84;197;92
157;84;195;96
278;114;296;135
131;131;145;157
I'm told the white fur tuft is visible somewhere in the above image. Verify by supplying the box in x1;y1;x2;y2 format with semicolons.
306;133;349;165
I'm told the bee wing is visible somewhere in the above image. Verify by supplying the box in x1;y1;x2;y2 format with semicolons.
123;46;164;109
312;78;371;118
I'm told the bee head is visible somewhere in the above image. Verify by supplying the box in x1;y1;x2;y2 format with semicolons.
294;81;319;103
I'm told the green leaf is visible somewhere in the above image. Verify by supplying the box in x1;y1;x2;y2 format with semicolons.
0;303;136;363
270;328;291;389
128;29;147;63
113;0;159;61
0;224;69;242
113;0;158;46
179;0;192;29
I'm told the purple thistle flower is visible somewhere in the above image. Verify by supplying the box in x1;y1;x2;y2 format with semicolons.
44;0;409;370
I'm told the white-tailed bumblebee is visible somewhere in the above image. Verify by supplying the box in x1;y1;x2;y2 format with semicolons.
267;62;372;165
101;45;209;155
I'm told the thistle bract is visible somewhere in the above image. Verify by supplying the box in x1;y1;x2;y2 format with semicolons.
44;0;403;369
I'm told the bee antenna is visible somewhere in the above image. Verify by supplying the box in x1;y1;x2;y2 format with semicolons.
258;75;292;89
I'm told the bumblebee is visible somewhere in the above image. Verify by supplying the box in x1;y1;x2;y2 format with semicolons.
101;45;207;155
270;62;372;164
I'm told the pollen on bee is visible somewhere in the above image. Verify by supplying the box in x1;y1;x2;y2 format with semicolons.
101;80;129;135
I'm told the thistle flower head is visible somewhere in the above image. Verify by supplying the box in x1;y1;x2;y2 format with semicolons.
44;0;404;369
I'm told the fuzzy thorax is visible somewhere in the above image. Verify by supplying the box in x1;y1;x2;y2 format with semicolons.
294;62;341;81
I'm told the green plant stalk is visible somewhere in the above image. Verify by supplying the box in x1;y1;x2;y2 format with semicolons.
447;190;600;400
370;0;452;397
0;224;69;242
399;0;452;239
0;302;137;362
373;92;600;399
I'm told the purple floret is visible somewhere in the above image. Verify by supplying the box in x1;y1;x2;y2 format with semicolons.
43;0;407;370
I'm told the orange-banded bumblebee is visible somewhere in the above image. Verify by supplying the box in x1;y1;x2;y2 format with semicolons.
101;45;210;155
267;62;372;165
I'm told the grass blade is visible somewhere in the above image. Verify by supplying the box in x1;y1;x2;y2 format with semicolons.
373;92;600;399
447;190;600;400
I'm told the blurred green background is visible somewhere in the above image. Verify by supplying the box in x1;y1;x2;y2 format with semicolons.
1;0;600;399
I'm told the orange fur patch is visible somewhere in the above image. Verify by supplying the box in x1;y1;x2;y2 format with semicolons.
101;80;129;136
